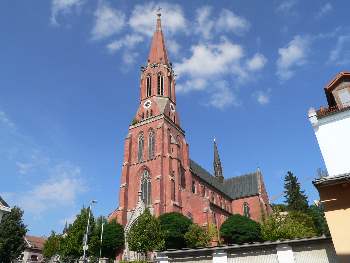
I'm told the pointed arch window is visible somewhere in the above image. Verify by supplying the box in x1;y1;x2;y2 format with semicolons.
171;179;176;201
169;78;172;99
141;170;151;206
146;75;152;97
157;73;164;96
148;130;155;159
243;202;250;218
137;133;144;162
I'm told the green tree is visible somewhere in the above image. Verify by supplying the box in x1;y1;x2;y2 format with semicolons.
43;231;62;259
220;214;262;244
0;207;27;263
60;207;95;261
159;212;192;249
127;209;164;257
89;217;124;259
184;224;211;248
308;204;330;236
261;210;317;241
284;171;309;212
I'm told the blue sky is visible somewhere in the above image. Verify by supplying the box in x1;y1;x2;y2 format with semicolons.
1;0;349;236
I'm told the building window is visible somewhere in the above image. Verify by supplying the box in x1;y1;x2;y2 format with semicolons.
141;170;151;206
192;180;196;193
137;133;144;162
30;255;38;261
148;130;155;159
201;185;205;197
243;202;250;218
157;74;164;95
338;88;350;107
169;78;172;99
179;165;186;188
146;75;152;97
212;212;217;226
171;179;176;201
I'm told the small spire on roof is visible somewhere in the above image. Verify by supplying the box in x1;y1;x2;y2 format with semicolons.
213;139;224;182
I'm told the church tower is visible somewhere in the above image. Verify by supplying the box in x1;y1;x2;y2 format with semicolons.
213;139;224;182
115;12;190;226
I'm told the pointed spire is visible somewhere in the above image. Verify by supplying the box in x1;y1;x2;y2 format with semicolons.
147;9;169;65
213;138;224;182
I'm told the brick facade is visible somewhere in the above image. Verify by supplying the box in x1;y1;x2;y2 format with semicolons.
109;13;271;237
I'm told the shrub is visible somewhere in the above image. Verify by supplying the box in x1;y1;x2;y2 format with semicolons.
261;211;317;241
220;214;262;244
159;212;192;249
184;224;211;248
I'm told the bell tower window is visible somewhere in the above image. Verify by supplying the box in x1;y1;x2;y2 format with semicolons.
138;133;144;162
146;75;152;97
148;129;155;159
157;74;164;96
141;170;151;206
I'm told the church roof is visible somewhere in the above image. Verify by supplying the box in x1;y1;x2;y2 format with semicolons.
189;159;260;200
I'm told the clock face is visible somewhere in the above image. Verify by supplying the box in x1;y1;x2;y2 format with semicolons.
143;100;152;109
170;103;175;112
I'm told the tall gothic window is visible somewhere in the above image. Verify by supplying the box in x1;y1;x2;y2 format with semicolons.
137;133;144;162
171;179;175;201
148;130;155;159
169;78;172;99
141;170;151;206
157;74;164;96
146;75;152;97
243;202;250;218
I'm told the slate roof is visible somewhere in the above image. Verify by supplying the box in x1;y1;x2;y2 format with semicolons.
189;159;259;200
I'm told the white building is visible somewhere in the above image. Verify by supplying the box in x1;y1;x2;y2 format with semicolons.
308;71;350;177
308;71;350;263
0;195;11;222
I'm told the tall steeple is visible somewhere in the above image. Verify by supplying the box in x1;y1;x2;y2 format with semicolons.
147;10;169;65
214;138;224;182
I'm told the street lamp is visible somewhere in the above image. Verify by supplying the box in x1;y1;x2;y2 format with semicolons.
82;200;97;263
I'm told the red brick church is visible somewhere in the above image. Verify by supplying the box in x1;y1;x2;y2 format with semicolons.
109;13;271;251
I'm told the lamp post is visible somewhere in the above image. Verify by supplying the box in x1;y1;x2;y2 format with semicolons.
82;200;97;263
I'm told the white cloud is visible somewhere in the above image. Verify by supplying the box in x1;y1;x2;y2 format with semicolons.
12;163;85;215
129;2;187;37
208;82;238;109
107;34;143;53
195;6;215;39
175;40;244;79
255;90;271;105
276;0;297;14
0;111;15;128
91;2;125;40
167;39;181;56
316;3;332;19
276;35;310;80
216;9;250;35
329;35;350;66
246;53;267;71
51;0;84;25
194;7;249;39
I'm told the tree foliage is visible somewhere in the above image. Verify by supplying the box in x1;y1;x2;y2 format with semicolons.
220;214;262;244
127;209;164;256
43;231;62;259
184;224;211;248
60;207;95;261
261;210;317;241
159;212;192;249
308;204;330;236
89;217;124;259
0;207;27;263
284;171;309;212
